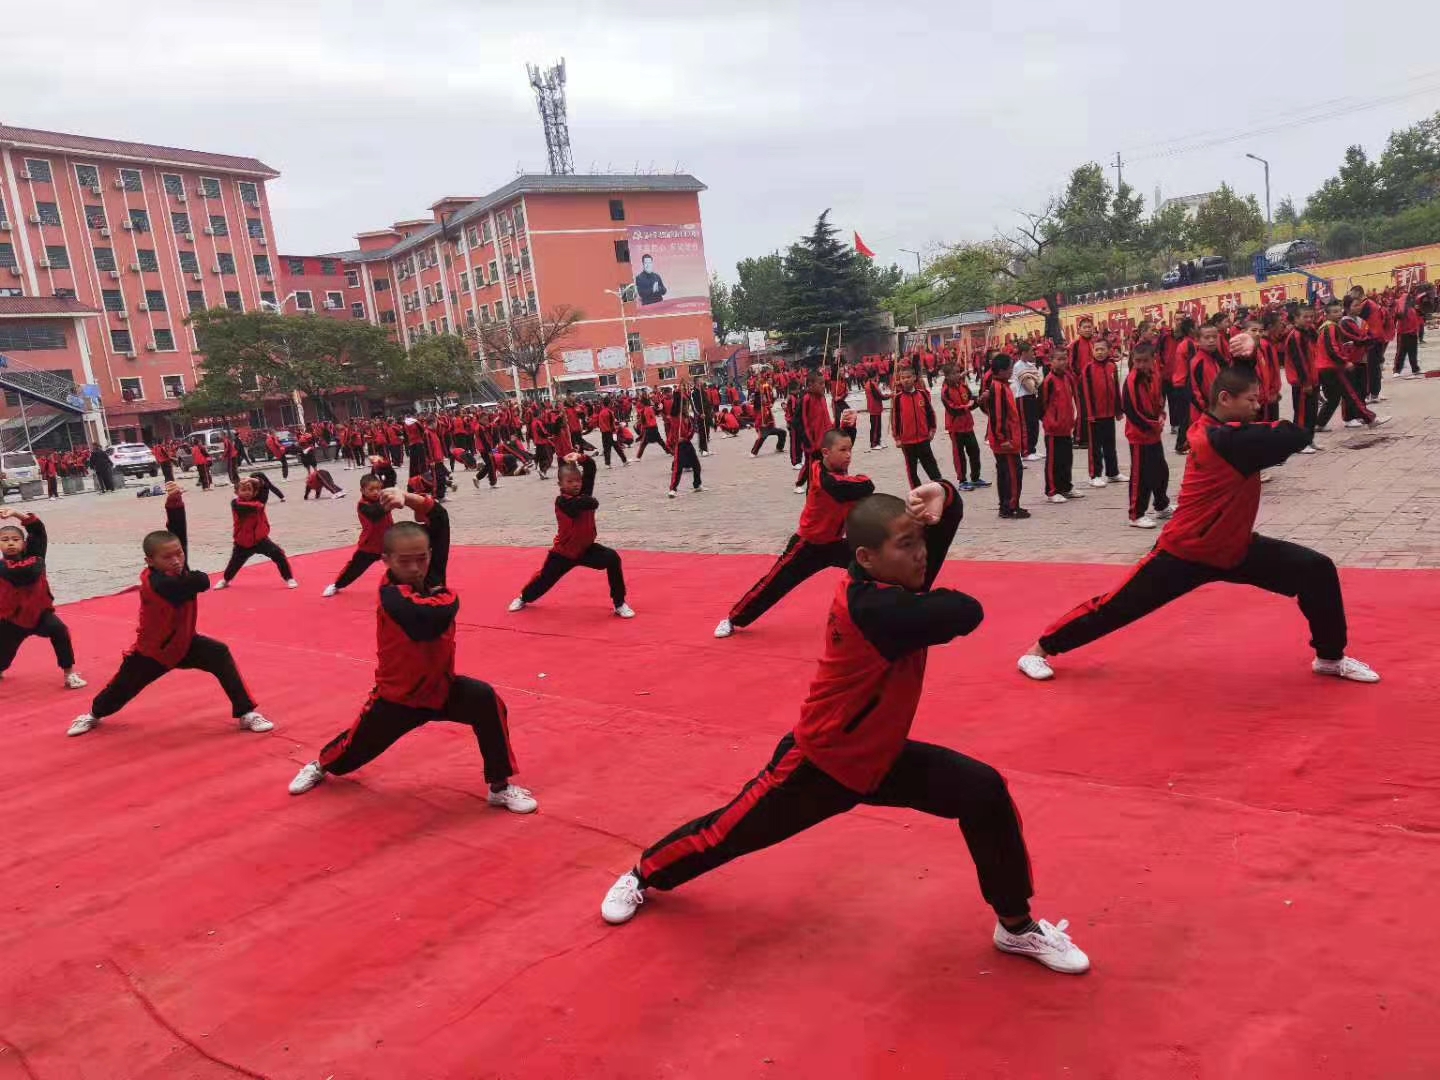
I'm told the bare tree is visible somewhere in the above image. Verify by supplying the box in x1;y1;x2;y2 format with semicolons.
471;305;584;392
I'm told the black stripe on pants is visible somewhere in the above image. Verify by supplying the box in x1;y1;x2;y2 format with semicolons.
0;611;75;673
1087;418;1119;479
789;425;806;466
636;428;669;459
90;634;256;719
869;413;883;448
994;453;1022;511
1367;341;1386;398
1043;434;1072;496
318;676;516;785
1128;442;1169;519
727;535;848;627
223;539;294;583
1291;384;1318;431
1315;368;1373;429
670;442;702;490
520;543;627;606
1394;333;1419;374
333;549;383;590
160;462;175;483
1020;394;1041;455
636;733;1034;919
1167;385;1191;451
901;442;942;489
949;431;981;483
1037;536;1347;660
601;431;628;466
751;427;786;455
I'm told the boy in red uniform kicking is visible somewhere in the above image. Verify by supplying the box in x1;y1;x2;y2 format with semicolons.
322;473;392;597
715;429;873;638
1018;366;1379;684
509;453;634;618
0;508;85;689
69;483;272;737
601;481;1091;975
214;475;298;590
288;496;536;812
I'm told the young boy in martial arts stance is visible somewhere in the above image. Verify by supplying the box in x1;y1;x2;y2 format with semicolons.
213;475;298;590
68;483;272;736
509;452;635;618
1017;365;1379;684
714;429;873;638
0;508;85;689
322;473;391;597
601;480;1091;975
288;492;536;811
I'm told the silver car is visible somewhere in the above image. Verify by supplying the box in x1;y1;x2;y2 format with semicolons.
109;442;159;478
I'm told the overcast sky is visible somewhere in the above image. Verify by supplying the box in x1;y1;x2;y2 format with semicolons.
11;0;1440;284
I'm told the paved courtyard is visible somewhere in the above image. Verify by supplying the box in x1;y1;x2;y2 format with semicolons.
14;351;1440;606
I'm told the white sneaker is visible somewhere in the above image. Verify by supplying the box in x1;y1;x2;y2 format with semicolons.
239;711;274;733
322;584;338;598
286;579;299;589
1024;453;1040;462
1373;394;1386;402
1017;654;1054;681
668;490;678;499
793;485;806;494
508;597;526;612
694;485;705;492
64;672;88;690
67;713;99;737
1344;419;1364;428
1152;506;1174;520
1089;477;1107;488
1062;490;1085;500
601;871;645;925
1129;516;1157;529
1299;445;1318;454
700;450;712;457
993;918;1090;974
487;784;538;814
714;618;734;638
1110;473;1129;483
615;602;636;619
289;761;325;795
1049;494;1068;504
1368;415;1392;427
1260;472;1274;483
1312;656;1380;683
212;579;229;591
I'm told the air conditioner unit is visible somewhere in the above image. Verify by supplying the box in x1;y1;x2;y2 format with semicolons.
211;265;223;274
28;213;41;225
129;263;141;272
192;272;203;281
37;259;51;269
137;302;150;312
0;222;10;231
109;270;122;279
145;343;157;352
177;193;187;203
90;185;103;197
202;227;215;236
263;274;273;283
117;312;128;321
183;232;194;242
8;267;22;277
258;238;267;247
113;179;126;189
18;170;32;181
99;227;111;237
121;221;135;231
123;350;137;359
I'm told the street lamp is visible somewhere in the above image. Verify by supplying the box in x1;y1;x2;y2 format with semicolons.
1245;153;1272;240
898;247;923;276
257;292;308;427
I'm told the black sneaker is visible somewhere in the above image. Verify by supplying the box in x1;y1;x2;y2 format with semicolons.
1009;508;1032;519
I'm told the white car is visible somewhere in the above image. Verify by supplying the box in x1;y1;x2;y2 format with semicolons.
0;449;41;498
108;442;159;478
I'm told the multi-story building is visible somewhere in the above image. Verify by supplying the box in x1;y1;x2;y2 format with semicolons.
0;125;280;445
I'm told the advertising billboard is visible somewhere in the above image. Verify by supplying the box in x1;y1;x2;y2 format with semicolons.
628;224;709;316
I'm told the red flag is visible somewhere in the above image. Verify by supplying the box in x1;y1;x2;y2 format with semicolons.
853;232;875;259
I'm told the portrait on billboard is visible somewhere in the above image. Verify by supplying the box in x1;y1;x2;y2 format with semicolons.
627;224;709;316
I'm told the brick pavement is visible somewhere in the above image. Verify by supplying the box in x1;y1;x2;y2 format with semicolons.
13;345;1440;606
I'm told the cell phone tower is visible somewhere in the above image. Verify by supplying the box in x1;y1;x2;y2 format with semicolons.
527;58;575;176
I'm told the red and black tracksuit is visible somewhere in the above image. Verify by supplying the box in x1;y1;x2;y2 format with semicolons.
636;484;1034;923
751;393;786;455
520;455;627;606
333;497;395;591
668;414;703;492
597;406;627;467
0;514;75;674
89;492;256;720
635;404;667;459
1314;319;1375;428
864;378;888;449
890;386;941;489
941;381;982;485
1394;296;1422;375
1038;414;1346;659
984;376;1024;514
1082;359;1122;480
221;481;293;584
797;390;833;490
1121;368;1169;520
727;460;874;628
1284;326;1319;431
1068;337;1095;446
1169;336;1196;452
1039;371;1076;498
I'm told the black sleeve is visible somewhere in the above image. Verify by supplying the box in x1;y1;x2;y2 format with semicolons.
1286;335;1311;382
423;501;450;576
580;454;597;497
557;494;600;517
151;569;211;605
1208;421;1312;475
380;583;459;642
22;516;48;561
922;391;937;431
246;472;272;504
0;556;45;588
922;480;963;591
847;579;985;661
1322;327;1349;365
818;468;875;503
165;495;189;562
358;500;389;522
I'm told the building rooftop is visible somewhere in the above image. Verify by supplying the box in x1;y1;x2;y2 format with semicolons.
0;125;279;178
0;296;101;318
919;310;993;330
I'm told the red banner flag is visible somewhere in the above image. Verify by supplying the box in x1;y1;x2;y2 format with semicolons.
854;232;875;259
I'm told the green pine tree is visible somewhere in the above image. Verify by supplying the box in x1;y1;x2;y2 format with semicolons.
775;211;884;354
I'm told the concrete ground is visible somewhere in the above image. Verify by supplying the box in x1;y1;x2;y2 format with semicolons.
12;348;1440;607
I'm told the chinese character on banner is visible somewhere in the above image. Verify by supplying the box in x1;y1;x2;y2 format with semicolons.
1309;279;1333;303
1259;285;1289;306
1392;263;1428;288
1216;292;1243;313
1178;298;1207;320
1107;310;1131;331
1142;304;1165;323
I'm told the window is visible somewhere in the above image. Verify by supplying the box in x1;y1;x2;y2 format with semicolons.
441;315;449;334
658;366;676;382
216;252;236;274
36;202;62;227
53;287;76;299
137;249;159;273
0;199;7;227
24;159;53;183
247;408;266;430
44;245;70;269
119;168;142;193
520;248;531;271
346;269;360;288
179;251;199;274
162;373;185;397
208;215;228;237
598;373;619;388
145;289;167;312
93;247;116;272
187;290;205;312
326;291;343;309
112;329;134;352
0;288;19;298
513;206;526;231
224;291;242;312
627;331;642;353
458;271;469;292
295;290;313;311
373;278;389;292
247;217;265;239
163;174;184;197
201;177;221;199
82;205;107;229
286;257;305;274
429;320;438;335
260;290;275;305
466;225;479;247
0;243;15;271
239;181;259;206
688;363;707;377
155;331;177;354
495;300;506;321
0;324;65;350
129;208;150;233
320;258;338;275
119;377;144;400
75;164;100;189
488;259;499;283
465;309;476;328
527;289;536;313
496;210;512;235
254;254;272;277
614;240;630;263
380;310;397;324
172;211;192;234
351;302;365;319
102;289;124;312
609;199;626;222
479;303;491;324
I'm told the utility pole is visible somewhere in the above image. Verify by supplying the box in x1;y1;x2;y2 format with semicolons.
1112;152;1125;189
1245;153;1272;240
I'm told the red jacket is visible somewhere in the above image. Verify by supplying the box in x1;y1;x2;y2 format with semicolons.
802;391;833;449
374;572;458;709
1121;369;1165;445
940;382;976;435
1082;360;1122;421
355;498;394;555
551;456;599;558
797;461;874;544
130;493;208;667
1189;348;1226;413
230;498;271;547
0;514;53;629
984;378;1022;454
889;387;935;446
864;379;887;415
1038;372;1076;436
